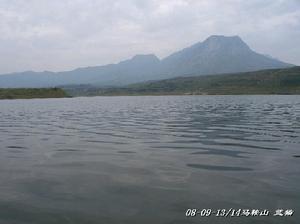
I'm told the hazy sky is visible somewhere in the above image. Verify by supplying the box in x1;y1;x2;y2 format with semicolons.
0;0;299;74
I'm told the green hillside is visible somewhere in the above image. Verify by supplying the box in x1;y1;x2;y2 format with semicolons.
64;66;300;96
0;88;69;99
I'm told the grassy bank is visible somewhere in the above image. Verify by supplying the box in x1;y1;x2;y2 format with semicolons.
0;88;69;99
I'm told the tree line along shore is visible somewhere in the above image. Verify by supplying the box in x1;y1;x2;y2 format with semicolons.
0;88;69;99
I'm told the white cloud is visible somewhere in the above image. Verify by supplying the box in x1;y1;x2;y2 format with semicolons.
0;0;299;73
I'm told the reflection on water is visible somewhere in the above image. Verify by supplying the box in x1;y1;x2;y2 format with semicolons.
186;164;253;171
0;95;299;224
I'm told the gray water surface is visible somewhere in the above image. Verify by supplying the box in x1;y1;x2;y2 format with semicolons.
0;96;299;224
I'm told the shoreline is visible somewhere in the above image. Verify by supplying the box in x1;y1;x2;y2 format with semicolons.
1;93;300;100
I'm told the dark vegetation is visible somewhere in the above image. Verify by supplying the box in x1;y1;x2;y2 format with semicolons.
0;88;69;99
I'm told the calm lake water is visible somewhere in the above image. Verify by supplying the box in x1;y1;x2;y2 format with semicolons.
0;96;299;224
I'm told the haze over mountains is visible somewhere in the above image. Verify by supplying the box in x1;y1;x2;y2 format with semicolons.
0;35;293;88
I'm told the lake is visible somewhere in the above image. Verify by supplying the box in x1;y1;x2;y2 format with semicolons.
0;96;299;224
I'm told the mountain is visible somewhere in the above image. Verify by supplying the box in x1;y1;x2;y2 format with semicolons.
159;35;292;78
0;54;160;88
59;54;160;86
0;35;293;88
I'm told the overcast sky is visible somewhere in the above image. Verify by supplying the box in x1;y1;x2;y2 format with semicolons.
0;0;299;74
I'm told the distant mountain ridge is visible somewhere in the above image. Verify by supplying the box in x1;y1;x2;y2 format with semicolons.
0;35;293;88
64;66;300;96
